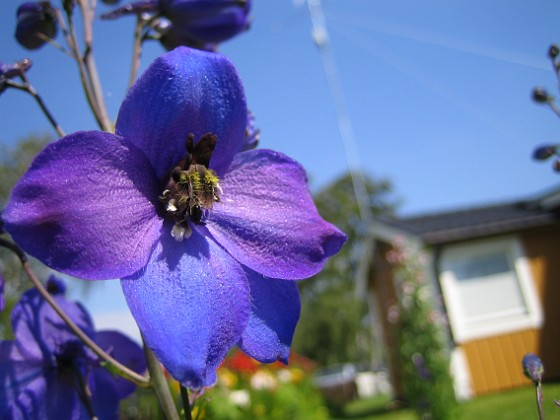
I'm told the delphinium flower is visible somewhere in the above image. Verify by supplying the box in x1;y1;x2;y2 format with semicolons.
15;2;58;50
3;47;346;389
0;276;146;418
102;0;251;51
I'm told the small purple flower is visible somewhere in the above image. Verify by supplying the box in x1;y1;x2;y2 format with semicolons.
3;47;346;388
159;0;251;46
15;2;58;50
522;353;544;383
102;0;251;50
0;276;145;418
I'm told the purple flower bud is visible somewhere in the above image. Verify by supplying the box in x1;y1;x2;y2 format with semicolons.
522;353;544;383
46;274;67;295
156;19;216;51
533;144;558;161
160;0;252;46
0;59;32;94
549;44;559;60
15;2;58;50
532;87;551;104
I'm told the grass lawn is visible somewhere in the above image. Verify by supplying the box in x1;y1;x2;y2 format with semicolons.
336;382;560;419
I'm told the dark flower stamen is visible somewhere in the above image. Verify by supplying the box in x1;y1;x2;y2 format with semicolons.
160;132;222;241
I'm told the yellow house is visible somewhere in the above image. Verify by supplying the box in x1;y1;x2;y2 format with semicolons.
364;187;560;398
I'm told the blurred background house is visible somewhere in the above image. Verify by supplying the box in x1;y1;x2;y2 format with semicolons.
364;185;560;399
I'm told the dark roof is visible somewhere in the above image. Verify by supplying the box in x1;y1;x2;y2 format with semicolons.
377;187;560;245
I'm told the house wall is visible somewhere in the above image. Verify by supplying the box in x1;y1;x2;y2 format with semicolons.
459;226;560;396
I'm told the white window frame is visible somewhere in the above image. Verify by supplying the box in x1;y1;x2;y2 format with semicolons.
440;236;543;343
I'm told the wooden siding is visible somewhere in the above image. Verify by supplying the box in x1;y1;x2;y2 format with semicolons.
460;329;538;395
460;226;560;396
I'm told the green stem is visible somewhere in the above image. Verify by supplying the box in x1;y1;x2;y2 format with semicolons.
536;381;545;420
180;385;193;420
143;341;180;420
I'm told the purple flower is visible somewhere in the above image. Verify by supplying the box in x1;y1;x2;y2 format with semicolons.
3;47;346;388
102;0;251;50
0;276;145;418
15;2;58;50
159;0;251;46
522;353;544;383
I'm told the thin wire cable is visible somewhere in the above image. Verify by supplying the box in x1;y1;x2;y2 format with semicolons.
306;0;373;226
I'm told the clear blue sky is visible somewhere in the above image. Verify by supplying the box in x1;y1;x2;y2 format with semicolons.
1;0;559;216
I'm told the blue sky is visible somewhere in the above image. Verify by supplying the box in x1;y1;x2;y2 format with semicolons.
1;0;559;217
1;0;559;333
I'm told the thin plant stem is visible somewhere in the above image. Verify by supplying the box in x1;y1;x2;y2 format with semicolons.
0;238;150;388
536;381;544;420
128;16;146;89
57;7;104;129
10;74;65;138
78;0;113;132
143;340;180;420
180;385;193;420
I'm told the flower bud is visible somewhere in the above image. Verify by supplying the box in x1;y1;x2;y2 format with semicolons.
46;275;67;295
0;59;33;94
160;0;252;46
533;145;558;161
532;87;551;104
156;19;215;51
522;353;544;383
553;159;560;173
15;2;58;50
549;44;559;60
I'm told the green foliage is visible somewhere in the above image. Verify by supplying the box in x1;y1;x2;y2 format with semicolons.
293;171;398;366
387;241;457;420
0;134;52;339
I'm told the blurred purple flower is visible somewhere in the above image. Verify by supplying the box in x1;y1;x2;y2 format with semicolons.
3;47;346;388
0;276;145;418
15;2;58;50
102;0;251;50
522;353;544;383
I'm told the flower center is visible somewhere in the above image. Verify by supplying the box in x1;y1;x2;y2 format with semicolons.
159;133;222;241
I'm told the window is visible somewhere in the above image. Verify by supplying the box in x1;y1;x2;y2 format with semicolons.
440;237;542;342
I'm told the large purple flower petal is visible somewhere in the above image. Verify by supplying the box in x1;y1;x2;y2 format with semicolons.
10;289;95;363
3;131;163;280
121;225;251;389
237;269;300;364
116;47;247;178
207;149;347;279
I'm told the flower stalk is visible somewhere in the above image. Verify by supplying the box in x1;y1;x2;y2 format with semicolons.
143;339;181;420
0;238;150;388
